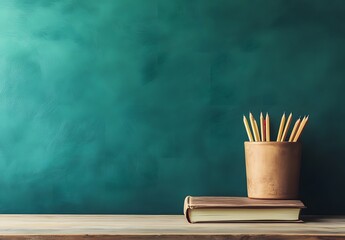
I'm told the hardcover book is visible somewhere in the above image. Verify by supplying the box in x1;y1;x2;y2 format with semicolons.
184;196;305;223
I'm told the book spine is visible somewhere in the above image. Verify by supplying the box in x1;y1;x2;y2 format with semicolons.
183;196;192;223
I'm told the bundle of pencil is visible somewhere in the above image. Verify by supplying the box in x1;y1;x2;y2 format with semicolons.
243;112;309;142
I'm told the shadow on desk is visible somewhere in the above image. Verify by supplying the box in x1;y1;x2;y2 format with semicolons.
300;134;345;216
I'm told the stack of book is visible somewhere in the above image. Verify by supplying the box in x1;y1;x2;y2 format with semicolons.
184;196;305;223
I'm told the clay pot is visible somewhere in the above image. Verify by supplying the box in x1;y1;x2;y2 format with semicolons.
244;142;301;199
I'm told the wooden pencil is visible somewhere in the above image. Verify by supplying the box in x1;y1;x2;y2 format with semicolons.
260;112;265;141
276;113;286;141
280;113;292;142
243;115;254;142
249;112;260;142
254;119;261;142
266;113;270;141
293;115;309;142
289;117;301;142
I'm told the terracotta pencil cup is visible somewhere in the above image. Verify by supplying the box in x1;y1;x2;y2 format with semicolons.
244;142;301;199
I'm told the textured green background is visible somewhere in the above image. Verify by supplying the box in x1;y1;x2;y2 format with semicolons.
0;0;344;214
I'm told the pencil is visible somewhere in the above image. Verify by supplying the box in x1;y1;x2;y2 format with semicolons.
243;115;254;142
260;112;265;141
266;113;270;141
288;117;301;142
249;112;260;142
293;115;309;142
276;113;286;141
254;119;261;142
280;113;292;142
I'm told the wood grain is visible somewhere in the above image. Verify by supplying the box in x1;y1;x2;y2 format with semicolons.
0;215;343;240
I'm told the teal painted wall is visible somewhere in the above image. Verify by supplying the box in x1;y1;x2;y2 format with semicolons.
0;0;344;214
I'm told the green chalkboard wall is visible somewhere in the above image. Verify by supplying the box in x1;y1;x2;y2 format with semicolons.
0;0;344;214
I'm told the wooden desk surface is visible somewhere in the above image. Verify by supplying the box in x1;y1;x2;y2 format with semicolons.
0;215;344;240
